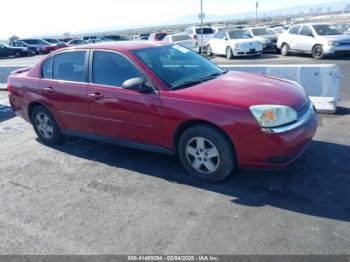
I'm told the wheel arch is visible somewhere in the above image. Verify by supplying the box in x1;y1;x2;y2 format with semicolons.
173;119;236;155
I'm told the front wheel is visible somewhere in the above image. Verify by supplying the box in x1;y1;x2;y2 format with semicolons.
312;45;324;59
178;125;235;182
226;47;234;59
281;44;289;56
32;106;64;145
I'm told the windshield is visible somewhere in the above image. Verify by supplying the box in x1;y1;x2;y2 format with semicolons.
313;24;343;36
132;45;225;90
228;30;252;39
195;28;214;34
251;28;275;36
172;34;192;41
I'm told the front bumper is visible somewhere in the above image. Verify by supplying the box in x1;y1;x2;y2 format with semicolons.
323;45;350;55
232;48;263;56
237;104;318;170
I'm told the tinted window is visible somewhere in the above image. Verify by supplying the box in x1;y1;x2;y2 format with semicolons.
312;24;343;35
195;28;214;34
92;51;142;88
228;30;252;39
300;26;313;36
155;33;167;40
251;28;273;36
215;30;226;39
53;51;86;82
289;26;301;35
42;57;53;79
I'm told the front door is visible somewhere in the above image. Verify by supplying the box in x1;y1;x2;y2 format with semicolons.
87;51;163;147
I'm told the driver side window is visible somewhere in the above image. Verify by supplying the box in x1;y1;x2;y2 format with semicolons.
92;51;142;88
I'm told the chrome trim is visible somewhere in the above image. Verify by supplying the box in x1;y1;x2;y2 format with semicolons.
262;102;315;134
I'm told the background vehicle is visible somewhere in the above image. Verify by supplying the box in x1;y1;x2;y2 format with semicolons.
0;42;29;57
10;40;39;55
87;39;104;44
277;23;350;59
67;39;89;46
207;29;263;59
270;26;286;35
185;26;215;49
148;33;168;41
163;33;199;52
20;39;57;54
244;27;278;52
101;35;129;41
8;42;316;182
43;38;68;48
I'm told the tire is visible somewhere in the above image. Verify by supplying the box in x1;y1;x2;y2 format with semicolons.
226;47;234;59
206;44;213;56
281;44;289;56
312;45;324;59
31;106;64;145
178;125;235;182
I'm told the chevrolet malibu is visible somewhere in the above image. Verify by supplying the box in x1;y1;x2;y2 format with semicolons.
8;42;317;182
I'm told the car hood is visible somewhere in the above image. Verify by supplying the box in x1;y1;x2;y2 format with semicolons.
317;34;350;42
174;71;308;111
228;38;261;45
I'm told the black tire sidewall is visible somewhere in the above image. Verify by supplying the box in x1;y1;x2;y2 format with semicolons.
206;45;213;56
312;45;324;59
178;125;235;182
281;44;289;56
32;106;63;145
226;47;233;59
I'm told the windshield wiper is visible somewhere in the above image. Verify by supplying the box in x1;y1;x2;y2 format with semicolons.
171;70;228;90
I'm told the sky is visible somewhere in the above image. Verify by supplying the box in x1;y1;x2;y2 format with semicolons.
0;0;340;38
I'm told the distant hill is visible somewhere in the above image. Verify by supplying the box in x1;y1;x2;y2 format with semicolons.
170;1;350;24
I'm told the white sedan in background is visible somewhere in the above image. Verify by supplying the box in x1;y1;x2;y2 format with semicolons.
163;33;199;53
206;29;263;59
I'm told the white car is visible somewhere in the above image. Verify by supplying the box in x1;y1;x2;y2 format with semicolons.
207;29;263;59
163;33;199;53
277;23;350;59
244;27;278;52
185;26;215;49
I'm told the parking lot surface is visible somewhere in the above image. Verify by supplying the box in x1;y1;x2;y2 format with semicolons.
0;54;350;254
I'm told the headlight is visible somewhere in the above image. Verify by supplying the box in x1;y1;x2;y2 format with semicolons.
249;105;297;128
327;41;339;46
234;43;240;48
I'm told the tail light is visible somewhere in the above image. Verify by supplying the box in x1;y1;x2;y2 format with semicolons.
7;80;12;94
193;34;198;40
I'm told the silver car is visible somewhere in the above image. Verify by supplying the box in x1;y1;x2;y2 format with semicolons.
277;23;350;59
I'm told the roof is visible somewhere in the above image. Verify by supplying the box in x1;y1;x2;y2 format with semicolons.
70;41;168;51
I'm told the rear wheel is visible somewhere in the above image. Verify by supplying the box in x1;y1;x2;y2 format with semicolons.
281;44;289;56
31;106;64;145
178;125;235;182
226;47;234;59
312;45;324;59
206;44;213;56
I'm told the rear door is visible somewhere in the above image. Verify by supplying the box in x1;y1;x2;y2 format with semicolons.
287;26;302;50
87;50;163;146
39;50;94;133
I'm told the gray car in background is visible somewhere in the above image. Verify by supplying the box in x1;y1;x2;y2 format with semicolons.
244;27;278;52
277;23;350;59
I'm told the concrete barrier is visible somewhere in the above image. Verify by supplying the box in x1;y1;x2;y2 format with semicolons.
0;64;341;113
219;64;341;114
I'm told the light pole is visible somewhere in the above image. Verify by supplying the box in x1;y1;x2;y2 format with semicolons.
200;0;204;55
256;1;259;26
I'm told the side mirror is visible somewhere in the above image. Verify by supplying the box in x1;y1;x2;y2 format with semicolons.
224;37;228;41
122;77;154;94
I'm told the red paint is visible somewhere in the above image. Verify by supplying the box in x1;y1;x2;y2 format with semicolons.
8;42;317;170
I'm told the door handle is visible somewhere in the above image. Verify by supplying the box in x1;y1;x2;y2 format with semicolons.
44;86;55;93
89;92;104;100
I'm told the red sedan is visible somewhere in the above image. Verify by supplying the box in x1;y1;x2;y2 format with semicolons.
8;42;317;182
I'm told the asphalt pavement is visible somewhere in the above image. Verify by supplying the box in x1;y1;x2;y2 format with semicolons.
0;53;350;254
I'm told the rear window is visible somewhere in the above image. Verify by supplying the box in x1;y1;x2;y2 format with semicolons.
171;34;192;41
42;57;53;79
155;33;167;40
53;51;87;82
228;30;252;39
195;28;214;34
